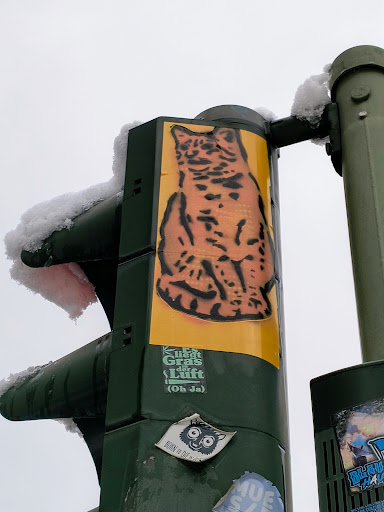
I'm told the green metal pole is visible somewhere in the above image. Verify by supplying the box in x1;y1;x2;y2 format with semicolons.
310;46;384;512
329;45;384;363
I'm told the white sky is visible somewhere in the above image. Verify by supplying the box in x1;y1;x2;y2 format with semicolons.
1;1;383;511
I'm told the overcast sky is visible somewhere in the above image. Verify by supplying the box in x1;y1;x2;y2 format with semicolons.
1;2;384;511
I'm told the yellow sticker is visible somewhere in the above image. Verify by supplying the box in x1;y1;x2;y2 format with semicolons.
149;121;279;368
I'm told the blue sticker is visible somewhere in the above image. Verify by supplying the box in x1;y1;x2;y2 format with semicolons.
213;472;284;512
351;500;384;511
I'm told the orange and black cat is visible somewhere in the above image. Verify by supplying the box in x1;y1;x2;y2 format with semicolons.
157;125;275;321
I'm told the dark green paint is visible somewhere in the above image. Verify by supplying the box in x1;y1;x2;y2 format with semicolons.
0;333;111;421
101;420;286;512
0;333;111;479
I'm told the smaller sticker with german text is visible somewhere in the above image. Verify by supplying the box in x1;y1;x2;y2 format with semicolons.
162;346;207;393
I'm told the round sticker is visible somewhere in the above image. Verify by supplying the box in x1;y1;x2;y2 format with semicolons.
212;471;284;512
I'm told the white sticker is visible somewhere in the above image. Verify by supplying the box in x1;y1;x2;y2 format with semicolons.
155;413;236;462
212;472;284;512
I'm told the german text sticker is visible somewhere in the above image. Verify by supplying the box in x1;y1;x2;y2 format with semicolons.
155;413;236;462
213;472;284;512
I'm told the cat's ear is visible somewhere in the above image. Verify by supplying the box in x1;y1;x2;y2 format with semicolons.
215;127;237;145
171;125;191;145
215;127;247;161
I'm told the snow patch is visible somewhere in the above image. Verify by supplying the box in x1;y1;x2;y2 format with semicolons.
291;65;331;126
0;364;48;397
4;121;141;319
311;135;330;147
55;418;84;438
254;106;278;122
9;262;97;320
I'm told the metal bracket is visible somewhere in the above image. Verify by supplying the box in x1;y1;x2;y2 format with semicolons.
267;102;342;176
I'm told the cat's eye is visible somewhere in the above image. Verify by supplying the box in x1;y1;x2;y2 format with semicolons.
180;144;188;151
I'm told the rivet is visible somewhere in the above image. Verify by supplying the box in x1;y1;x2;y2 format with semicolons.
351;86;371;102
359;111;368;119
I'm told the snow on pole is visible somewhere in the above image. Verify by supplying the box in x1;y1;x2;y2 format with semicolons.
0;364;48;397
4;122;141;320
291;65;331;144
54;418;84;438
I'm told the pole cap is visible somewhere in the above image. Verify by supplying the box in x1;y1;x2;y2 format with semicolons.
195;105;265;126
330;45;384;99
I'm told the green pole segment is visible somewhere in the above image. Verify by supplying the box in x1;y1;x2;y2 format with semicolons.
329;45;384;363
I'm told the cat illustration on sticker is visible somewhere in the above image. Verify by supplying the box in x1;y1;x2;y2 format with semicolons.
155;413;236;462
157;125;275;322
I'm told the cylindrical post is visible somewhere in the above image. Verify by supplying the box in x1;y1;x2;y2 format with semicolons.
330;45;384;362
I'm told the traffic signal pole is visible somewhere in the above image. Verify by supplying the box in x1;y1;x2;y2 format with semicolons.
99;109;292;511
1;108;298;511
7;47;384;511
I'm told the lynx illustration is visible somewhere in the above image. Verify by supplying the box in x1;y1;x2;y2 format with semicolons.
156;125;275;321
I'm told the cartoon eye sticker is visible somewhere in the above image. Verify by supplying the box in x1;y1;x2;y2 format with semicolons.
187;427;202;440
180;422;226;455
202;435;216;449
155;413;236;462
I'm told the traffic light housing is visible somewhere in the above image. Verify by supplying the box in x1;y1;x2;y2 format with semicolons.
0;333;112;480
0;109;292;511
